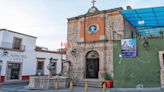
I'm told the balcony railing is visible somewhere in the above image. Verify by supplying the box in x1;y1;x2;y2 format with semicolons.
0;41;25;51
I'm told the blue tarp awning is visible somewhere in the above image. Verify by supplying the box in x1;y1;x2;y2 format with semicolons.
120;6;164;37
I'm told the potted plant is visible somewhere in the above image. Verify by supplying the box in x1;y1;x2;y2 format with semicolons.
104;73;113;88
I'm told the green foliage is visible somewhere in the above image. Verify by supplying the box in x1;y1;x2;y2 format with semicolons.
113;38;164;88
104;73;112;80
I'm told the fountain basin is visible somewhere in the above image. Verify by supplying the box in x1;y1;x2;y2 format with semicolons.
27;76;70;89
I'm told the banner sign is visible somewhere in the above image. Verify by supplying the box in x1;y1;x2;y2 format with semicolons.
121;39;137;57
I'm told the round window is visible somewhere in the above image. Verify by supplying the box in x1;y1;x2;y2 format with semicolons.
88;24;99;34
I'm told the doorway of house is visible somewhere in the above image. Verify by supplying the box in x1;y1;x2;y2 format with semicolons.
6;62;21;80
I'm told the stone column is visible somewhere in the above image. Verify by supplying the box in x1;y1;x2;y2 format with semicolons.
98;48;105;81
161;69;164;87
159;51;164;88
81;48;86;79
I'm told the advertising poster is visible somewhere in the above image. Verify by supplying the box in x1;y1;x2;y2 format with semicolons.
121;39;137;57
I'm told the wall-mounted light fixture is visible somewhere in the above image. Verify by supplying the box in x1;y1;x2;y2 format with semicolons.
3;49;8;56
71;48;76;57
143;38;150;49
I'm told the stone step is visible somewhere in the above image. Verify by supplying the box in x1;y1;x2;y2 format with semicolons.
74;80;103;87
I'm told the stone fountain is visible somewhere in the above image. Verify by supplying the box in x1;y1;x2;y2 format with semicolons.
27;58;70;89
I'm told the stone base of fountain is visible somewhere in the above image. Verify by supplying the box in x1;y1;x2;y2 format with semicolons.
27;76;70;89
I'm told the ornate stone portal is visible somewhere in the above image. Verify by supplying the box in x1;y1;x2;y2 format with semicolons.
67;41;113;81
86;50;99;78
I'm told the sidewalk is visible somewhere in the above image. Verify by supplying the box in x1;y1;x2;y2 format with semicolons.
2;87;164;92
0;80;28;85
0;81;164;92
1;86;164;92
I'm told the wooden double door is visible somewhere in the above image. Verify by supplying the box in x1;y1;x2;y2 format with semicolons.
86;59;99;78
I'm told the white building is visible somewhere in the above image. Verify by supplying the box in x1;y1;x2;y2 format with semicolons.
0;29;65;83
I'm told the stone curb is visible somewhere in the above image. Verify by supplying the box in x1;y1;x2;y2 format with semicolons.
0;80;29;85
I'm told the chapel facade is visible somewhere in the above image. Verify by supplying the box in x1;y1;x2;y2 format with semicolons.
66;5;135;80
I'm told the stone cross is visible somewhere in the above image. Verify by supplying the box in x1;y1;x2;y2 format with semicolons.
91;0;96;7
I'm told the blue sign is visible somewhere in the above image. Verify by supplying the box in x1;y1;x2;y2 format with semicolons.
121;39;137;57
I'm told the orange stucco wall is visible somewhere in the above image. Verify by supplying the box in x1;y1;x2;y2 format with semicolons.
80;15;105;42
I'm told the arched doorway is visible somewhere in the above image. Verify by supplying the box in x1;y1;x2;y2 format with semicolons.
86;50;99;78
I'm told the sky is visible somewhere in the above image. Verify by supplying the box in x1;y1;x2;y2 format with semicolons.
0;0;163;50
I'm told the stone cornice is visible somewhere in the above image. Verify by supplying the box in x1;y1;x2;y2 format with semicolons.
67;7;123;21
